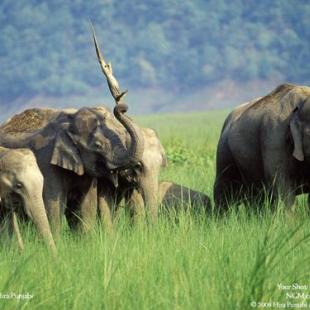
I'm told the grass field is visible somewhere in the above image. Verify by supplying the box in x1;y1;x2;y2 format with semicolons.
0;110;310;309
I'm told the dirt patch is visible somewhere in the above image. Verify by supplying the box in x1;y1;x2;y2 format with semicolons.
1;109;55;133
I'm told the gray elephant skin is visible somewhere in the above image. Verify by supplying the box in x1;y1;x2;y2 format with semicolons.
119;181;211;221
158;181;211;212
0;104;144;234
96;127;167;224
0;147;56;253
214;83;310;211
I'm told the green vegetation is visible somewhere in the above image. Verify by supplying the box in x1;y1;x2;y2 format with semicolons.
0;1;309;104
0;110;309;309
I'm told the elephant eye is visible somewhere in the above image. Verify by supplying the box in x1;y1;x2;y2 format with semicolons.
95;141;103;150
15;183;23;190
135;162;143;173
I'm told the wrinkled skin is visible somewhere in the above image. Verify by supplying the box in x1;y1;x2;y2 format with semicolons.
0;147;56;253
97;127;167;225
214;83;310;211
0;105;144;234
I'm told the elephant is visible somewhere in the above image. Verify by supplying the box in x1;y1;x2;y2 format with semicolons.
127;181;211;213
0;104;144;234
0;28;151;234
158;181;211;212
0;146;56;253
96;127;167;225
109;180;211;222
214;83;310;211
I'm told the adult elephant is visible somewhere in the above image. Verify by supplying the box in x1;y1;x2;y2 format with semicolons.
214;83;310;211
0;147;56;254
0;104;144;234
0;28;146;234
87;26;167;224
97;127;167;225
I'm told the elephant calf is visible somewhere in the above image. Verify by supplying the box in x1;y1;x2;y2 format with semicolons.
0;147;56;254
124;181;211;219
158;181;211;212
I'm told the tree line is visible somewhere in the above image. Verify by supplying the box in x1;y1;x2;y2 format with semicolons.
0;0;309;103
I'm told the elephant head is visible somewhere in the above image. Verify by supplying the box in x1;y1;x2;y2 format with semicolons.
288;86;310;161
119;128;167;220
0;147;56;254
50;105;144;178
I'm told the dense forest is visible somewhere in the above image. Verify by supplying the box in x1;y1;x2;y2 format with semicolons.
0;0;309;112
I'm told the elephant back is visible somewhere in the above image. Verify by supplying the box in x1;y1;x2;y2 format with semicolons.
0;108;59;135
242;83;296;113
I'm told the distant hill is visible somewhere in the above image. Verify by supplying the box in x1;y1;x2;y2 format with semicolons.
0;0;309;115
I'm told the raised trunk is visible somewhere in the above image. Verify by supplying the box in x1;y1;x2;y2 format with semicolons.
112;104;144;167
26;196;57;255
91;25;144;168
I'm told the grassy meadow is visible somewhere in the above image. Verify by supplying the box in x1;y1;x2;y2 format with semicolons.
1;110;310;309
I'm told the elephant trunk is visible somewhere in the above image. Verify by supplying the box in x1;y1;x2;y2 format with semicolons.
25;196;57;255
140;172;159;222
91;25;144;168
112;104;144;167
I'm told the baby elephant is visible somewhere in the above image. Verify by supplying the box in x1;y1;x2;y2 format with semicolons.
0;147;56;253
158;181;211;212
122;181;211;221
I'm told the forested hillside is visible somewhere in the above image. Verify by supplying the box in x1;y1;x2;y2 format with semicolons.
0;0;309;113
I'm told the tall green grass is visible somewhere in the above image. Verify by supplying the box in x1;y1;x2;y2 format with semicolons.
0;110;309;309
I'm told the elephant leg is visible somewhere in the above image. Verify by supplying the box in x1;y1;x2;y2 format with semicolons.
263;166;295;210
214;140;243;214
43;181;65;237
79;178;97;233
125;189;145;224
66;177;98;233
268;177;296;216
97;179;118;231
262;147;297;209
271;178;295;209
98;192;113;232
214;166;243;214
45;199;63;237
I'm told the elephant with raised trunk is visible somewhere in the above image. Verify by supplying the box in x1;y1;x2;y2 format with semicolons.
214;83;310;211
0;147;56;253
0;28;145;234
97;127;167;225
0;104;144;235
0;104;144;234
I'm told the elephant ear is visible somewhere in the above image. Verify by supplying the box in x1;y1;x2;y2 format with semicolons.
50;129;84;175
290;107;304;161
